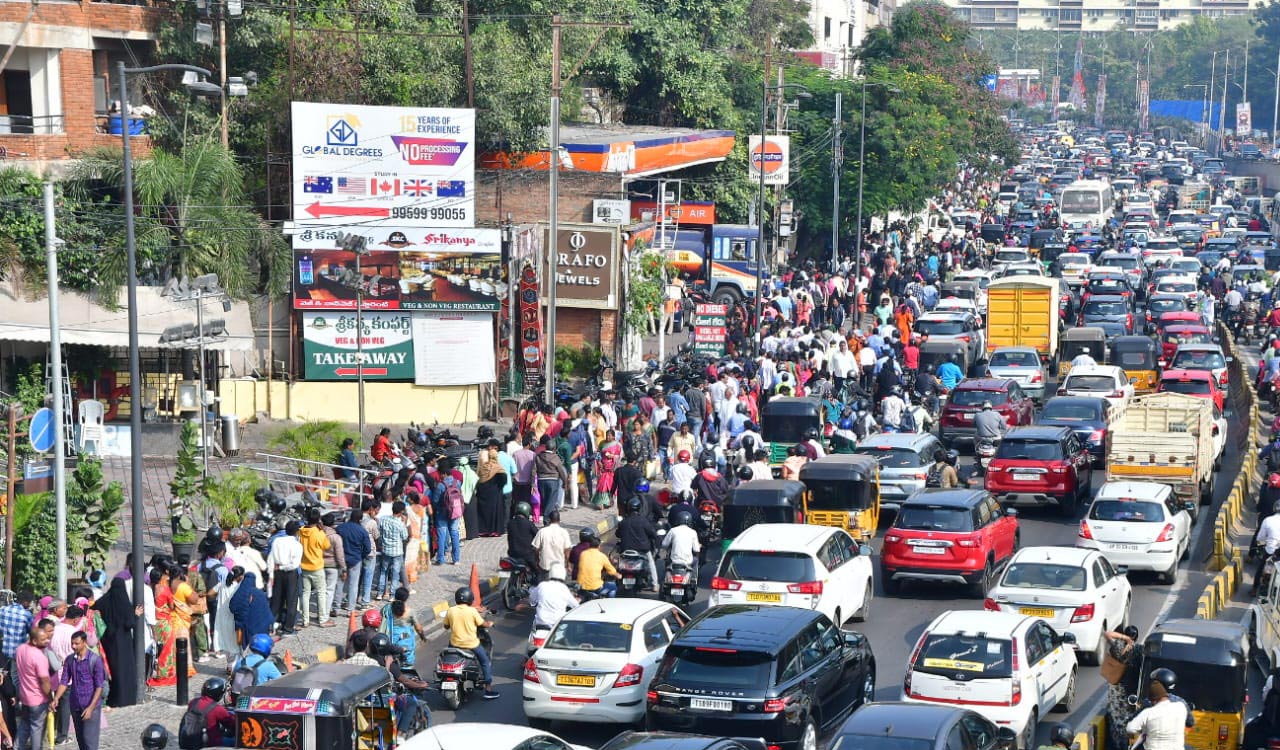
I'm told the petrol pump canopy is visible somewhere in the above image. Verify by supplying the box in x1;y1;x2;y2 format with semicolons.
480;124;736;178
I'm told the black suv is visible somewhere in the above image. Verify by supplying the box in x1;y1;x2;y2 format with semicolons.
832;703;1016;750
647;605;876;750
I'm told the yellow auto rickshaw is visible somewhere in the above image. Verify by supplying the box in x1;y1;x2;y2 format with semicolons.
1057;327;1107;379
1139;618;1248;750
761;396;824;467
797;454;881;541
1109;335;1161;393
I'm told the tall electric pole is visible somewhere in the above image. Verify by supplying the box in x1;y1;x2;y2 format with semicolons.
831;92;842;271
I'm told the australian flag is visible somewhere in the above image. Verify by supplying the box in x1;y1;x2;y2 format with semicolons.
437;180;466;198
303;175;333;194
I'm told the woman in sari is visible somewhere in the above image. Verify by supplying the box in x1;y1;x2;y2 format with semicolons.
94;578;140;707
228;571;275;648
591;429;623;509
212;566;243;664
148;566;196;686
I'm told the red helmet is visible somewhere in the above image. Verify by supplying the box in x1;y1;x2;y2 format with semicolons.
1270;473;1280;489
677;450;692;463
362;609;383;629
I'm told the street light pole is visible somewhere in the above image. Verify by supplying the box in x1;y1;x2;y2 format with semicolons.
117;59;213;699
831;92;842;272
754;71;767;353
854;82;868;302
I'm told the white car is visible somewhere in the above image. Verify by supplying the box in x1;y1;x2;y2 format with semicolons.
994;248;1032;265
400;724;590;750
1058;365;1134;412
523;599;689;725
1057;253;1094;287
902;610;1078;750
1077;481;1193;584
982;546;1131;667
935;296;983;325
710;523;874;626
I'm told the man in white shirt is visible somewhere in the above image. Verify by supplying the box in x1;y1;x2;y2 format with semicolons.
1126;669;1189;750
745;450;773;480
528;563;579;630
531;511;573;574
1251;503;1280;595
1070;352;1098;369
829;341;857;395
226;529;268;583
661;513;702;588
670;451;698;496
266;521;304;634
881;389;907;429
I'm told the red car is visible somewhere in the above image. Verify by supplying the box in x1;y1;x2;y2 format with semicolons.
880;488;1020;597
1159;324;1214;362
1158;368;1225;412
984;425;1095;516
939;378;1037;447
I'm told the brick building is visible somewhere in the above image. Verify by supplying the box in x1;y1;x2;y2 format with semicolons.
0;0;163;174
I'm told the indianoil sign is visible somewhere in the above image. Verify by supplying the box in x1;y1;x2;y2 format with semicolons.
545;223;619;309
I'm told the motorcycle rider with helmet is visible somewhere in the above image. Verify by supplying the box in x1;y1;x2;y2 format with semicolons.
937;354;964;391
346;609;385;657
974;401;1009;443
367;633;432;730
506;502;539;574
441;588;499;700
1252;500;1280;595
801;427;826;459
182;678;236;748
1127;669;1191;750
670;449;698;496
617;496;660;592
529;562;579;631
692;455;731;508
1036;724;1075;750
661;509;702;593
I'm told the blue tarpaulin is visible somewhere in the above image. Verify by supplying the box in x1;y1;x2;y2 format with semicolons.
1149;99;1221;125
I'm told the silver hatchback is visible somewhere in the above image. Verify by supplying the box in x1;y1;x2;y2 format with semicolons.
986;346;1049;401
853;432;945;513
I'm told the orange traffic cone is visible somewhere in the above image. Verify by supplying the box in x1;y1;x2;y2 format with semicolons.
283;649;294;672
347;608;359;638
469;563;482;609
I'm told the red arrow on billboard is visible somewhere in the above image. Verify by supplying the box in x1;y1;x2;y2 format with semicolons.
334;367;389;377
305;202;391;219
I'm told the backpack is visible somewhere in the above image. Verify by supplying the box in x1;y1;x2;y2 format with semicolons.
442;476;464;520
925;463;943;489
178;698;217;750
229;658;264;698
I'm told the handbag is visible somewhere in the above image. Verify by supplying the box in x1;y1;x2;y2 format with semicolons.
1100;640;1129;685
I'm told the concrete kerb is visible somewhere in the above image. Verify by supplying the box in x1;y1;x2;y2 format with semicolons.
309;514;620;665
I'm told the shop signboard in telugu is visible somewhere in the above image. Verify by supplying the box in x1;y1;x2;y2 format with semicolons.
545;223;619;309
301;311;415;380
691;303;727;356
293;227;502;311
291;102;476;228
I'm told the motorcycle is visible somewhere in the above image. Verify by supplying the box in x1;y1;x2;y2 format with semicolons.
527;623;553;656
434;623;494;710
498;557;536;611
698;500;723;544
660;561;697;606
975;436;1000;473
615;550;651;597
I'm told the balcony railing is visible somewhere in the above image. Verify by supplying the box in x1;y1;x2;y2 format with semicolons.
0;114;64;136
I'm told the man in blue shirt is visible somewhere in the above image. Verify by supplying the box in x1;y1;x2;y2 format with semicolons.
232;634;284;687
773;289;793;322
937;355;964;390
0;592;32;660
337;438;359;481
665;389;690;427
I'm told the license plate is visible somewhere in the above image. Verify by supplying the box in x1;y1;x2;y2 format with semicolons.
960;413;973;421
689;698;733;711
441;682;458;692
671;588;685;597
912;546;946;555
556;673;596;687
1013;472;1039;481
746;592;782;603
1109;543;1141;551
1019;606;1056;617
498;571;510;581
623;577;636;585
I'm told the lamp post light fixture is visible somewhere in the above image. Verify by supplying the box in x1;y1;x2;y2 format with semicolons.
853;80;900;298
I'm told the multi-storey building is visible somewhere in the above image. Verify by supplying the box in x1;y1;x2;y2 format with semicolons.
943;0;1258;31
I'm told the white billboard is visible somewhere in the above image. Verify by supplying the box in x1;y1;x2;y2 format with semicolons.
291;102;476;228
748;135;790;186
1237;102;1252;138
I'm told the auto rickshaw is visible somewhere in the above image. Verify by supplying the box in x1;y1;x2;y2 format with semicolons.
761;396;824;466
1139;618;1248;750
1040;242;1067;274
720;479;807;552
919;340;971;380
1057;327;1107;379
1109;335;1161;393
235;664;405;750
797;454;881;541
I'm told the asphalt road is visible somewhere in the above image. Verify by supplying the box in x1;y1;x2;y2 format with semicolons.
410;380;1248;750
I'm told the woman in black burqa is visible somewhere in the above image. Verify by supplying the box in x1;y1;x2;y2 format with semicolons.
94;577;141;707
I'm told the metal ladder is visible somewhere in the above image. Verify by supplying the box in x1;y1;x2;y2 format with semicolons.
44;349;75;456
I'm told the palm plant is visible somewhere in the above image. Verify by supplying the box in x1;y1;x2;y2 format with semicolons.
66;135;290;303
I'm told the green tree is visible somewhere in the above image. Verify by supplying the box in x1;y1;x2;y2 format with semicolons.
268;420;359;476
68;458;127;575
13;493;56;595
170;420;203;543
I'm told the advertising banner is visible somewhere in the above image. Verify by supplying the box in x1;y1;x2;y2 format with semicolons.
545;224;619;309
412;312;495;385
293;227;502;311
291;102;476;228
301;311;415;380
1237;102;1252;137
691;303;728;356
748;135;790;186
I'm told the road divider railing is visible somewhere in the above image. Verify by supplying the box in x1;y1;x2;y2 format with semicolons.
1197;327;1260;618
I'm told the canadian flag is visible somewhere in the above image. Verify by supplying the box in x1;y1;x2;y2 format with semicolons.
370;179;401;196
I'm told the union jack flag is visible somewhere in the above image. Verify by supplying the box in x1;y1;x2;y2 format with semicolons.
404;179;433;197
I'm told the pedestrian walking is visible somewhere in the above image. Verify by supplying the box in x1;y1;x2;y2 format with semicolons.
14;626;52;750
53;632;104;750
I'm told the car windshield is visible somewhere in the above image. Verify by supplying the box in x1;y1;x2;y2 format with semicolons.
950;389;1008;407
916;319;966;336
1065;375;1116;393
660;647;773;689
854;446;924;469
1084;300;1128;315
996;438;1062;461
1172;351;1225;369
831;737;933;750
1101;256;1139;269
1000;562;1087;591
914;634;1012;678
995;251;1027;261
1159;282;1196;293
1089;500;1165;522
719;551;815;582
546;620;634;652
990;351;1039;367
1088;281;1127;294
895;505;973;532
1040;401;1100;421
1061;255;1090;266
1161;379;1210;395
1149;299;1185;314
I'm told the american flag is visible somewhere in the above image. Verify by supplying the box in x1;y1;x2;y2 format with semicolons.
336;177;366;195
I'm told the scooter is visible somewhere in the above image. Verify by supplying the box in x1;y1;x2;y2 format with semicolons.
434;620;493;710
975;436;1000;473
499;557;536;611
615;550;650;597
660;561;697;605
527;623;553;656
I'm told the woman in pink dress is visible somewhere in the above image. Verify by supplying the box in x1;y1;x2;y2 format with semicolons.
591;430;623;509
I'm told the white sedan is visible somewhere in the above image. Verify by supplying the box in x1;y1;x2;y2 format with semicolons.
400;724;590;750
523;599;689;726
983;546;1131;667
1078;481;1193;585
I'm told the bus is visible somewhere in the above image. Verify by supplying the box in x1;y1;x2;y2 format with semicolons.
1059;179;1115;230
662;224;762;305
